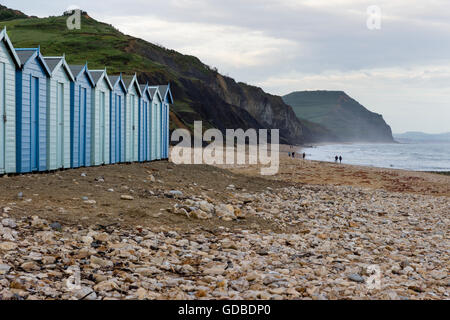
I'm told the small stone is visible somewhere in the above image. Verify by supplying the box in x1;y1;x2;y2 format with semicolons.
2;218;16;228
168;190;183;198
348;274;365;283
81;196;89;201
94;280;118;292
75;287;97;300
50;222;62;231
107;189;114;192
135;267;161;276
84;200;97;205
0;264;12;274
203;267;225;276
90;256;113;268
21;261;40;272
0;242;17;251
17;192;23;199
121;195;134;201
81;173;87;177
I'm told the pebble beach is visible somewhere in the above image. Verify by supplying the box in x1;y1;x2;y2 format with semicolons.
0;152;448;300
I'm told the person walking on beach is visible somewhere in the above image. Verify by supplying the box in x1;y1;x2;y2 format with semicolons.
339;156;342;164
292;152;296;159
335;156;339;162
303;152;306;160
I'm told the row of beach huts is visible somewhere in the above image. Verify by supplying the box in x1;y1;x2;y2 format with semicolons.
0;28;173;175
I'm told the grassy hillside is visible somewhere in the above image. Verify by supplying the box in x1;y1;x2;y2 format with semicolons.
0;8;310;144
283;91;394;143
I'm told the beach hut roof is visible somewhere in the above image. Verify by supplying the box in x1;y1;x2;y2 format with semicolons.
110;74;128;93
68;64;95;86
139;83;152;100
122;74;142;97
0;27;21;68
15;47;51;76
43;56;75;82
148;86;163;101
158;83;174;104
89;69;113;90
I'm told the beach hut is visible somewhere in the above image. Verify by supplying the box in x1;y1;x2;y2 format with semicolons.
15;47;51;173
0;28;20;175
89;69;113;166
139;83;151;162
158;84;173;159
109;74;127;164
69;64;94;168
123;74;142;163
148;86;162;161
43;55;74;171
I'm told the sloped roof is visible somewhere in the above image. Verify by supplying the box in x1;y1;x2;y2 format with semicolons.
0;28;21;68
122;76;134;88
68;64;94;86
15;48;51;76
43;57;62;72
109;75;127;93
89;70;104;84
139;83;152;100
15;49;36;67
89;69;113;90
148;86;163;101
68;64;84;77
122;74;142;96
158;84;174;104
109;75;120;85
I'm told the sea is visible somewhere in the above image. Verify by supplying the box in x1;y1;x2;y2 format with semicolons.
301;142;450;172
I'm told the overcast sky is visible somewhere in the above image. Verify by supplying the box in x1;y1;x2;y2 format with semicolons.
4;0;450;134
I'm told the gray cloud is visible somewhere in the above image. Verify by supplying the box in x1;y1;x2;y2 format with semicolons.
3;0;450;133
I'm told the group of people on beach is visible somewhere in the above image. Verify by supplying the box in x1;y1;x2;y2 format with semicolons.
288;146;306;160
335;155;343;163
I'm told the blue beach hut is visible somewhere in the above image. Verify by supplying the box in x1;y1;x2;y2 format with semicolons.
148;86;162;161
0;28;21;175
89;68;113;166
109;74;127;164
123;74;142;163
158;84;173;159
43;55;75;170
69;64;94;168
139;83;151;162
15;47;51;173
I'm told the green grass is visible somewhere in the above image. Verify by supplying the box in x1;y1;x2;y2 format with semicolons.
2;16;165;73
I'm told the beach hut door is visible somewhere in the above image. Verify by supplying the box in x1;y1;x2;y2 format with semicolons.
57;83;64;168
30;77;39;171
131;95;135;159
100;92;105;164
0;62;5;172
116;95;121;162
79;87;86;166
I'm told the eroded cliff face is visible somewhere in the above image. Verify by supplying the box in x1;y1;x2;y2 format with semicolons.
134;38;307;144
283;91;395;143
209;74;305;143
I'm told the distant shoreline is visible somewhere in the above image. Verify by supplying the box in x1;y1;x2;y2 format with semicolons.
284;142;450;173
